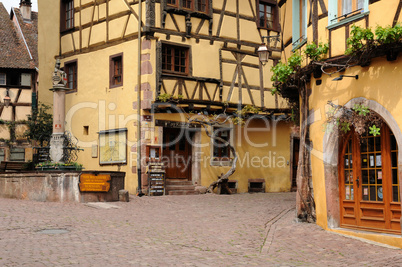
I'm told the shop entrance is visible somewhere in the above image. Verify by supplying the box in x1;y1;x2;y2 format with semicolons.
162;128;192;181
339;125;401;233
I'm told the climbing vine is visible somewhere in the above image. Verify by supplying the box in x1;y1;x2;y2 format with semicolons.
325;101;383;136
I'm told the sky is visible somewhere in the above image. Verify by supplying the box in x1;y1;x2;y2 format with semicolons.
1;0;38;14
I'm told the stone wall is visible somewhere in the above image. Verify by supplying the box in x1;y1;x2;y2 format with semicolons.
0;171;125;202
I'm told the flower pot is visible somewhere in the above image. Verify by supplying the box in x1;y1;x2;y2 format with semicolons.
386;49;398;61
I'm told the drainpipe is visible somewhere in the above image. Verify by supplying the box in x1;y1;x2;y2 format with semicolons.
137;0;144;196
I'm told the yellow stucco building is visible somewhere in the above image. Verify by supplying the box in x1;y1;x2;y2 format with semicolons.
279;0;402;247
38;1;295;195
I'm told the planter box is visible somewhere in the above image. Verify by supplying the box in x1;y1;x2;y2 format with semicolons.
36;166;82;171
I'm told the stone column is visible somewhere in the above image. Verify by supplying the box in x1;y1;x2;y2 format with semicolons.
49;59;70;163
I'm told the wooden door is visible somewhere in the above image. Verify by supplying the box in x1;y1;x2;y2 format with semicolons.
162;128;192;180
339;126;401;233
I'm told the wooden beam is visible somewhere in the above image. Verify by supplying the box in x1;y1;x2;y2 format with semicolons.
215;0;227;37
393;0;402;27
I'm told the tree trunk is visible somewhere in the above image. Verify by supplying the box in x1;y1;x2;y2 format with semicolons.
296;84;315;222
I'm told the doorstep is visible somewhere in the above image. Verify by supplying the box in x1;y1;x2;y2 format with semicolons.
329;227;402;249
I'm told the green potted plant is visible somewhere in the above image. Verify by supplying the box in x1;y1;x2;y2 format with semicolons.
375;24;402;61
346;25;375;66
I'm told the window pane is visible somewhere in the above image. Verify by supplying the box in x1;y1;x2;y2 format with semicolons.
197;0;207;12
361;153;368;168
342;0;352;15
369;186;376;201
183;0;192;9
362;170;368;183
362;186;369;200
392;168;398;184
259;4;265;27
0;73;6;85
357;0;364;10
391;134;397;151
393;186;400;202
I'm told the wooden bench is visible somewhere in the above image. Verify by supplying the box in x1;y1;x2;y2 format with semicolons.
0;161;27;172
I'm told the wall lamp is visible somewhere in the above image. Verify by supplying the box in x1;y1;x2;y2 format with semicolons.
258;35;281;66
332;75;359;81
1;88;11;108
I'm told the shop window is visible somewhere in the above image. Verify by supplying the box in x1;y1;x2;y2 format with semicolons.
61;0;74;32
162;44;189;75
65;60;77;91
0;73;6;85
258;0;279;31
99;128;127;165
110;53;123;88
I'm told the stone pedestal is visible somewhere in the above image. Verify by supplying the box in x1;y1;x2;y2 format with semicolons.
49;133;65;163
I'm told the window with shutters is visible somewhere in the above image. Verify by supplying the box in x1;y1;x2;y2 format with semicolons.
110;53;123;88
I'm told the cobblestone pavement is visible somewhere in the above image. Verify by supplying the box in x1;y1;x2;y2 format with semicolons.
0;192;401;266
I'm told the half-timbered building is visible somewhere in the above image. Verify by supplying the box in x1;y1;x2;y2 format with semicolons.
279;0;402;247
0;1;38;163
38;0;295;194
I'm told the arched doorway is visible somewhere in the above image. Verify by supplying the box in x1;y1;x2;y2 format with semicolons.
339;125;401;233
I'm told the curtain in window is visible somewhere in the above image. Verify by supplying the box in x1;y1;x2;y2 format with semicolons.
342;0;352;15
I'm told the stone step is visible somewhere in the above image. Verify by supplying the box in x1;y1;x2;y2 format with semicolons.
165;185;196;191
167;190;199;195
165;180;193;186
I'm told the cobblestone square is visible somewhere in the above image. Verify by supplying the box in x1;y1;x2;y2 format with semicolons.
0;192;400;266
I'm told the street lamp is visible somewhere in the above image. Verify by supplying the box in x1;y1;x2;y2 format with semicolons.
3;89;11;108
257;35;281;66
257;44;269;66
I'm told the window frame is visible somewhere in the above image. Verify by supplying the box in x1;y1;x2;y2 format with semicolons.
328;0;369;29
0;73;6;85
161;43;190;76
195;0;208;13
338;0;364;19
164;0;212;17
292;0;307;50
257;0;279;31
9;147;25;162
60;0;74;32
210;126;233;166
0;148;5;162
99;128;128;165
109;53;123;88
64;59;77;92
